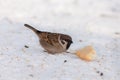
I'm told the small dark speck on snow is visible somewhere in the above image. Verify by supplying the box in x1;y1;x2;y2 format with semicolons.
64;60;67;63
29;74;34;77
96;71;104;76
100;73;103;76
115;32;120;35
24;45;29;48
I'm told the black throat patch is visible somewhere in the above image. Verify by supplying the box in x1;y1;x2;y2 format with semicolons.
66;40;73;49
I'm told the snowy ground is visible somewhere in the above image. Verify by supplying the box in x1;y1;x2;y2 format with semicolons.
0;0;120;80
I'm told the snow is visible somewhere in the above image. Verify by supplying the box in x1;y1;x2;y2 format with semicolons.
0;0;120;80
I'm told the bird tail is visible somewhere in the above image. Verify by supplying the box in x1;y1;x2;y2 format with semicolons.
24;24;41;34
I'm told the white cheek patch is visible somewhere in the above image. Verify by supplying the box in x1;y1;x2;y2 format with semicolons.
62;40;67;48
58;36;67;49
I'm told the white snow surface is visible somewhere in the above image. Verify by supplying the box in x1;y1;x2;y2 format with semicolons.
0;0;120;80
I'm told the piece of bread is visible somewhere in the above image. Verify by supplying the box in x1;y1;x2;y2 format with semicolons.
76;46;96;61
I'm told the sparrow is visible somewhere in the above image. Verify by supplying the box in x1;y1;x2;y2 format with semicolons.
24;24;73;54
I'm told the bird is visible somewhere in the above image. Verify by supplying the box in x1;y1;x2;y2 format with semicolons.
24;24;73;54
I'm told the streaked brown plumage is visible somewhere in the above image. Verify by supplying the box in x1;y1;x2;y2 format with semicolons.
24;24;73;54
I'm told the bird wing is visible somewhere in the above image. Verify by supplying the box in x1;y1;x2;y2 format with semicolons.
40;32;60;46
